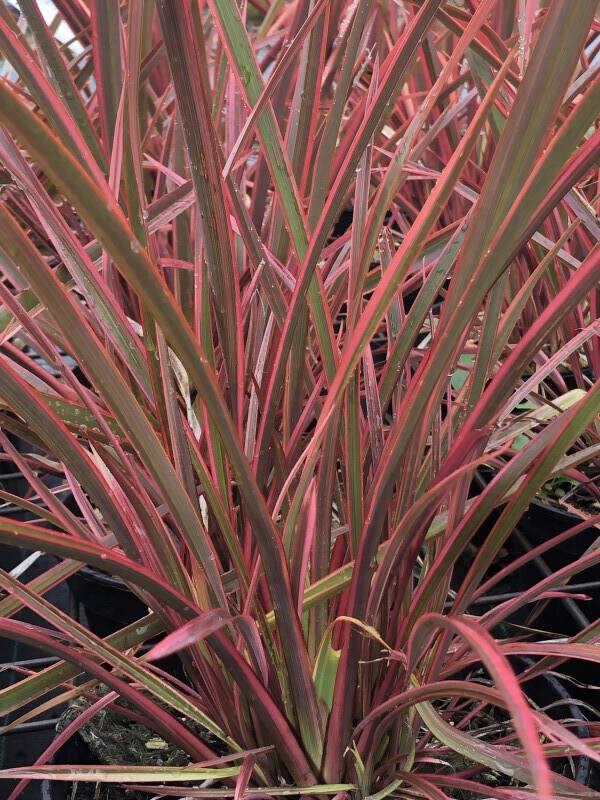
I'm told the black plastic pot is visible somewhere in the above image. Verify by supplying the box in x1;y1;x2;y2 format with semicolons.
0;432;78;799
0;716;66;800
519;657;594;788
501;500;599;631
506;501;600;722
467;470;599;625
454;474;600;730
0;451;146;639
0;483;72;800
67;566;149;638
523;659;598;788
518;499;598;568
0;462;147;638
0;434;35;570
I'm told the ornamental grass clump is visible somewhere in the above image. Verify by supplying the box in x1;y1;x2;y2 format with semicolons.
0;1;599;798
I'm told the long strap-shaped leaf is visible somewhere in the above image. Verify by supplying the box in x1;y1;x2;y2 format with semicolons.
0;616;215;761
376;9;600;498
89;0;122;154
0;130;152;400
0;611;161;717
0;519;315;785
208;0;338;403
16;0;106;172
409;614;552;799
323;3;595;776
0;15;105;186
0;568;239;752
0;765;240;784
157;0;243;422
413;674;594;797
252;0;443;481
0;80;321;770
290;44;515;644
0;204;216;605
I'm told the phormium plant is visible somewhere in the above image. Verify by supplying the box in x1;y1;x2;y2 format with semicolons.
0;1;599;798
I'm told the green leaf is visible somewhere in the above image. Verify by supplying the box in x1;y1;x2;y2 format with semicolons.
313;628;341;714
0;765;240;783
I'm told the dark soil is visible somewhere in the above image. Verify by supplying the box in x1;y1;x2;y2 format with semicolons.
53;691;225;800
57;697;192;770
